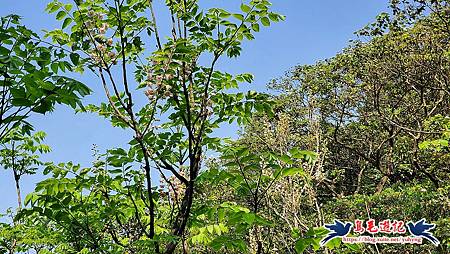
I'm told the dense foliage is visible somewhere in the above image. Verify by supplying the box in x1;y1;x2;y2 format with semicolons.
0;15;90;142
0;0;449;254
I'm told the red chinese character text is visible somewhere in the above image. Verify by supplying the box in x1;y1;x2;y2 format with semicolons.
353;219;365;234
378;220;392;233
391;220;406;234
366;219;379;234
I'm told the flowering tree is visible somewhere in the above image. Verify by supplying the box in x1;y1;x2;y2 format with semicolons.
20;0;285;253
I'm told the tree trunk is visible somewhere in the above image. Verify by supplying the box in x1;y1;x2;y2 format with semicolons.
13;170;21;210
164;181;195;254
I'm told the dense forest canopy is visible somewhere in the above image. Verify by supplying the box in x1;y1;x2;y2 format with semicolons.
0;0;449;253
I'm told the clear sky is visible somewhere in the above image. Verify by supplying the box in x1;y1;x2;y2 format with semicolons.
0;1;387;211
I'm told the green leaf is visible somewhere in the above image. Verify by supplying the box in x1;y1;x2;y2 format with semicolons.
325;238;341;249
207;225;214;234
242;213;255;225
46;2;60;13
281;167;304;177
295;239;309;253
252;23;260;32
70;53;80;65
268;13;279;22
40;81;56;91
240;4;251;13
56;11;67;20
33;101;53;114
232;14;245;21
11;98;33;107
24;193;35;205
261;17;270;26
311;238;321;251
280;154;293;164
10;88;26;98
64;3;73;12
51;62;59;73
62;17;72;29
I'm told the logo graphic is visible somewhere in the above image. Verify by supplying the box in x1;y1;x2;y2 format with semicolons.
320;218;439;246
320;220;352;246
407;219;440;246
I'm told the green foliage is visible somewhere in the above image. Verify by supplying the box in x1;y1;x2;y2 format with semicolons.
193;145;316;253
7;0;285;252
318;183;450;253
20;153;153;253
212;145;312;194
0;211;63;254
0;15;91;142
1;1;449;254
0;128;50;176
0;127;50;212
419;115;450;152
233;1;450;253
293;227;356;253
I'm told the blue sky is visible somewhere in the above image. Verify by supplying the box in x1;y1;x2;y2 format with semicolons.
0;0;387;211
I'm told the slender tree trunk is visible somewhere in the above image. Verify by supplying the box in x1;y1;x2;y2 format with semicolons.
165;148;203;254
14;175;21;210
11;142;21;210
164;181;195;254
8;239;17;254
